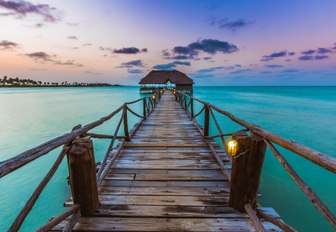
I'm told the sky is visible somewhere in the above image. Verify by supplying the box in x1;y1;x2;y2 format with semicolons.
0;0;336;86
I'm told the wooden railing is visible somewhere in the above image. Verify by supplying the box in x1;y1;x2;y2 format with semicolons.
0;91;162;232
174;90;336;230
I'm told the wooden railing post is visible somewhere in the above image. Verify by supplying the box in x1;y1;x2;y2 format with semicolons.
204;105;210;136
229;133;266;212
143;98;147;119
184;96;187;110
123;107;130;141
190;98;194;118
67;137;100;216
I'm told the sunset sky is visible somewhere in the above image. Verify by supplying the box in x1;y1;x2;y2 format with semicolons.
1;0;336;85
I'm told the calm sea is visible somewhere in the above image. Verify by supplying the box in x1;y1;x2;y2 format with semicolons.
0;86;335;231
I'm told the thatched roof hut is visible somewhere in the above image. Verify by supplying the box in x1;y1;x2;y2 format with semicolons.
139;70;194;93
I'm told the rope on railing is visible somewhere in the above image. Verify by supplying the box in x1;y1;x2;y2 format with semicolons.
193;105;205;118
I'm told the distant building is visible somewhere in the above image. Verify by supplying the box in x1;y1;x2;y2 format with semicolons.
139;70;194;93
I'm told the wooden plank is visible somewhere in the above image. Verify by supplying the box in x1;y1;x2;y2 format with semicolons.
97;195;229;206
107;169;226;181
100;180;229;188
98;186;229;196
73;217;282;231
96;205;246;218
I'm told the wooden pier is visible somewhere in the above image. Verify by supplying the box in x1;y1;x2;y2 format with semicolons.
66;91;276;231
1;90;335;232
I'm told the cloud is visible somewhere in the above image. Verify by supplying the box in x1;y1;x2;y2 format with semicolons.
0;0;61;22
315;55;329;60
119;59;144;68
260;71;272;74
84;70;101;75
265;64;283;68
25;51;83;67
153;61;191;70
196;65;239;73
0;40;18;50
298;55;329;61
209;17;253;31
230;68;252;74
261;51;288;61
83;43;92;46
113;47;147;54
288;52;295;56
317;48;332;54
127;68;143;74
54;60;83;67
25;51;53;61
67;36;78;40
281;68;299;73
301;49;315;55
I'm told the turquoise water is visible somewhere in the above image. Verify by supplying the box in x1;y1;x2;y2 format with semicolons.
0;86;335;231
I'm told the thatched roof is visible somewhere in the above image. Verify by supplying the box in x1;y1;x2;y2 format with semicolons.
139;70;194;85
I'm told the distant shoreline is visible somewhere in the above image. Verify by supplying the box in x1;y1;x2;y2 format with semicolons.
0;84;122;88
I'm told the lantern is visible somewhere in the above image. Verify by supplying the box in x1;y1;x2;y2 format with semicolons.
152;95;156;100
226;138;238;156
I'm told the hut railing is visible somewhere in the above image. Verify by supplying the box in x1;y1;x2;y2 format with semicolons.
0;91;162;232
174;90;336;229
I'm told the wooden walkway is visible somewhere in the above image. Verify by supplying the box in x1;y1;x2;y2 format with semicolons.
68;92;280;231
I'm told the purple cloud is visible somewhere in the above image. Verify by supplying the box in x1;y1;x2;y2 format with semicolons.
265;64;283;68
281;68;299;73
0;0;61;22
315;55;329;60
119;59;144;68
171;39;238;59
54;60;83;67
209;17;253;32
153;61;191;70
230;68;252;74
25;51;53;61
113;47;147;54
0;40;18;50
261;51;288;61
68;36;78;40
301;49;315;55
317;48;332;54
127;69;143;74
298;55;329;61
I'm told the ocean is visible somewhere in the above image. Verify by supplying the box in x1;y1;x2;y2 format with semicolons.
0;86;335;231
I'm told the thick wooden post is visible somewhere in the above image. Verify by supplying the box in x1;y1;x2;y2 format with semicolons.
203;105;210;136
143;98;147;119
229;133;266;212
67;137;100;216
123;107;130;141
184;96;187;110
190;98;194;118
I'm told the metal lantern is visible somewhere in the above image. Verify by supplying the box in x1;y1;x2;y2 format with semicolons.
226;138;238;156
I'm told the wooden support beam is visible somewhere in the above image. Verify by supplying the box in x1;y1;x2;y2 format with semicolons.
257;208;297;232
143;98;147;119
123;107;130;141
203;106;210;137
229;134;266;212
67;137;100;216
35;204;80;232
190;98;194;118
244;204;266;232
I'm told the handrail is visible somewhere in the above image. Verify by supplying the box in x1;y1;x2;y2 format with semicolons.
175;90;336;174
1;90;163;232
174;89;336;229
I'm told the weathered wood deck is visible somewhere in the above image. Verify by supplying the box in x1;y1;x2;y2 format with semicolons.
68;92;280;231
